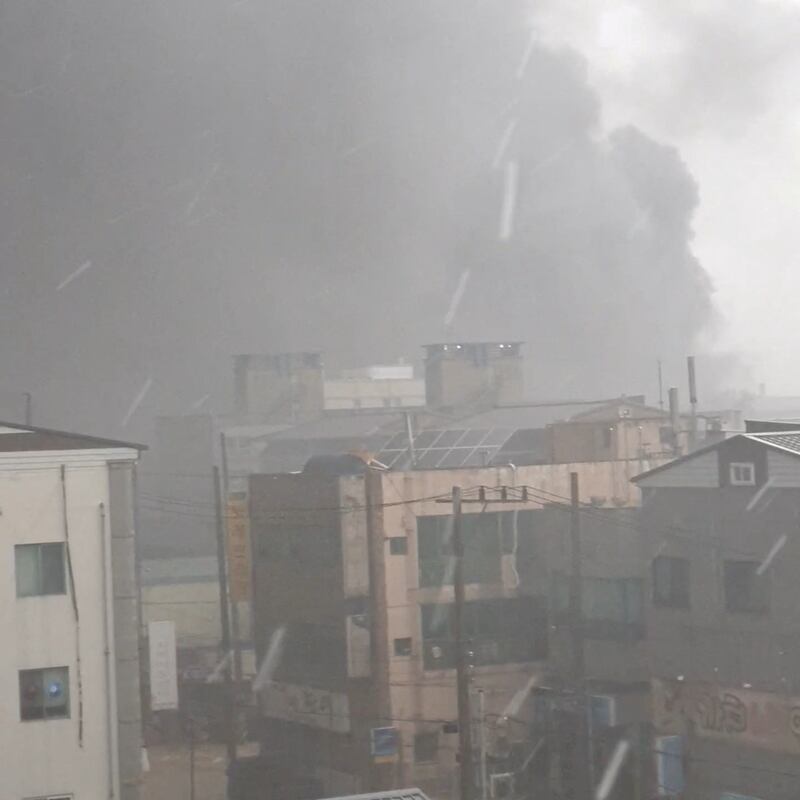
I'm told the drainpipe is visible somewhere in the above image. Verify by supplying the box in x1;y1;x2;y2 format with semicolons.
100;502;115;799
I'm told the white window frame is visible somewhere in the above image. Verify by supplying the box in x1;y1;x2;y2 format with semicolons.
729;462;756;486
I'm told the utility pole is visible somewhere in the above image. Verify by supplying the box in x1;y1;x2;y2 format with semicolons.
452;486;474;800
213;465;237;766
569;472;591;800
23;392;32;426
436;484;534;800
478;688;488;800
220;433;244;686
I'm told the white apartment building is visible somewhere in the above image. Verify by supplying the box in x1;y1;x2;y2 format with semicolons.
0;423;143;800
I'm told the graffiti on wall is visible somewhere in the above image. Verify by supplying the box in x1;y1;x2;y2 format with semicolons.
653;679;800;754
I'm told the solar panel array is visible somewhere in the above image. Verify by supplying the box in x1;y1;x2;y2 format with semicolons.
375;428;514;470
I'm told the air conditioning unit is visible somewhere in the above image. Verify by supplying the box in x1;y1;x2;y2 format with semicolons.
490;772;514;800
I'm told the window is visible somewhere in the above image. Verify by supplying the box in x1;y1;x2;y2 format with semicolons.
414;731;438;763
19;667;70;721
394;637;412;657
724;560;769;613
15;543;66;597
729;462;756;486
420;596;547;669
416;511;537;588
652;556;690;609
552;575;644;640
389;537;408;555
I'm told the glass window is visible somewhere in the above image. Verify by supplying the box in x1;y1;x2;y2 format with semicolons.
417;514;502;587
420;596;546;669
15;543;66;597
729;462;756;486
652;556;690;608
724;560;768;613
19;667;70;721
551;574;644;639
394;637;412;657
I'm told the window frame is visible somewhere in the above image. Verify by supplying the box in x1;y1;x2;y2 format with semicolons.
729;462;756;486
393;637;412;657
19;666;70;722
15;542;67;598
652;556;691;609
724;559;769;614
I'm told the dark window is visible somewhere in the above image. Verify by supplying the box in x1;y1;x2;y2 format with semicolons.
389;537;408;555
420;596;547;670
724;560;769;613
19;667;70;720
269;623;347;685
652;556;690;608
394;637;412;657
414;732;438;763
15;543;66;597
258;526;340;563
552;575;644;640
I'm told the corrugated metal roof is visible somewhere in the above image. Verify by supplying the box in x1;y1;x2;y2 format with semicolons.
0;420;145;452
315;789;431;800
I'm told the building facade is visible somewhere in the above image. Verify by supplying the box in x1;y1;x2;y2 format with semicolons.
249;456;662;799
635;430;800;800
0;423;143;800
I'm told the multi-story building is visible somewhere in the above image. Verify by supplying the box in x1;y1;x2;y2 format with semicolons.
248;449;663;799
0;421;144;800
634;427;800;800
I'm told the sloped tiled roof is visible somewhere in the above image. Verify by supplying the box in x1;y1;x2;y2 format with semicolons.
745;431;800;456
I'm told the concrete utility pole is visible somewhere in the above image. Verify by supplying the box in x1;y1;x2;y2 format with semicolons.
452;486;474;800
213;465;237;766
220;433;244;686
438;484;534;800
569;472;591;800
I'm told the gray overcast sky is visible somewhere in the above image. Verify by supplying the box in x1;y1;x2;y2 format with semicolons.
532;0;800;393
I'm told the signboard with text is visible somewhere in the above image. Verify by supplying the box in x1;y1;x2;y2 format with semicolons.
260;681;350;733
370;726;399;763
226;493;251;602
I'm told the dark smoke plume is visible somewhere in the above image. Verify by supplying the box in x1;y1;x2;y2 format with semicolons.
0;0;712;436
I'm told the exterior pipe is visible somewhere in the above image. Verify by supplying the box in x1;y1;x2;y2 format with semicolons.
100;502;115;799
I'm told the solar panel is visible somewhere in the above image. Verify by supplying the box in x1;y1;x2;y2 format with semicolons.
457;429;491;447
413;429;442;448
433;429;467;447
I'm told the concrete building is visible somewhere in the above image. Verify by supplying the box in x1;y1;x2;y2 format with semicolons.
634;429;800;800
325;364;425;411
248;453;664;798
424;342;524;411
234;352;325;423
0;422;144;800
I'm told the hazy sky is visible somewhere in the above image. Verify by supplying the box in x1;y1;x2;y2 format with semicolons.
0;0;795;440
532;0;800;393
